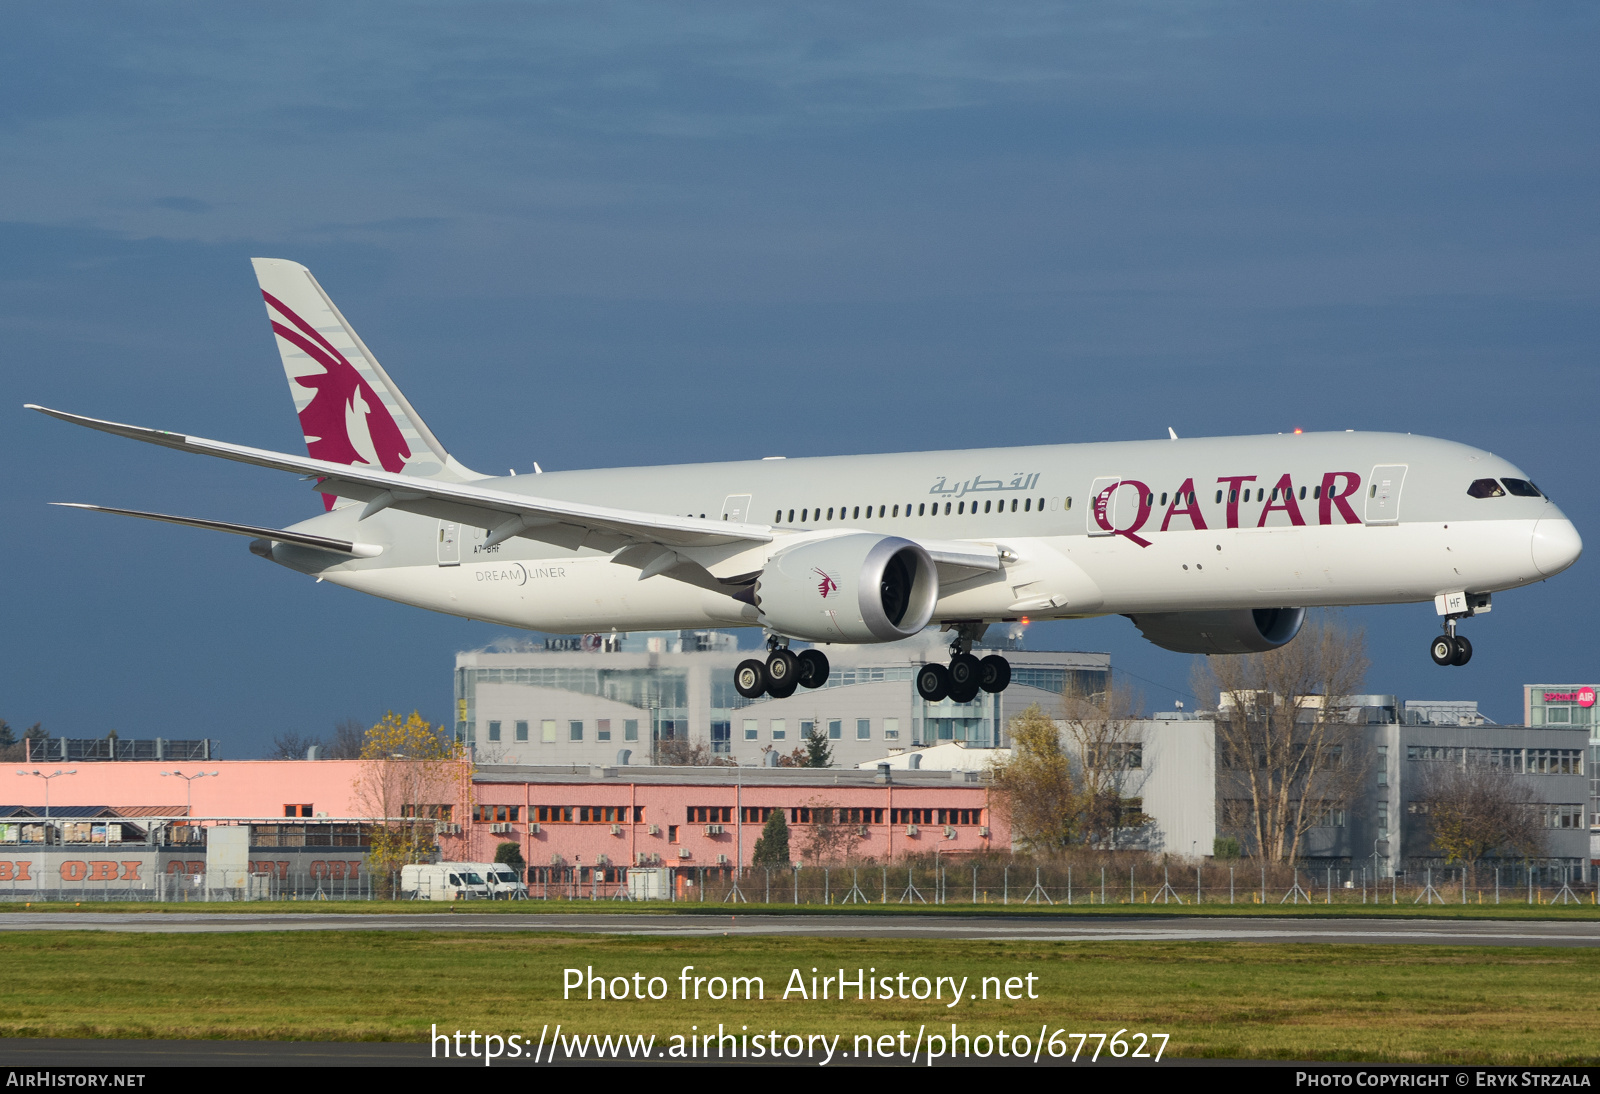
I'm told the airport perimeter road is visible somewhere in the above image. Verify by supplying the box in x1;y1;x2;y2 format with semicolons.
1;912;1598;947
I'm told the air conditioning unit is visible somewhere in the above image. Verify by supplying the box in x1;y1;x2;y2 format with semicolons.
716;854;729;865
550;853;563;865
703;824;724;836
596;854;609;866
611;824;623;835
857;825;870;837
678;848;692;859
635;852;649;866
648;824;661;836
944;825;957;839
490;823;514;834
528;823;541;835
906;824;919;836
435;822;461;836
979;826;990;837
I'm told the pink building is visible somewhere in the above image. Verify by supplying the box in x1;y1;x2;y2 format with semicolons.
7;759;1005;880
7;760;367;819
463;764;1002;874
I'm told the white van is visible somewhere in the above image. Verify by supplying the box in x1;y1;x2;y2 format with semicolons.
480;862;529;900
400;863;491;901
445;861;528;900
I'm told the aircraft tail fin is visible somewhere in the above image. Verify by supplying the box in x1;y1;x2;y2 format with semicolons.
250;258;482;506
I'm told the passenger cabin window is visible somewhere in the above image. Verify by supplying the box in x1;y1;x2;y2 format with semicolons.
1467;478;1505;498
1502;478;1543;498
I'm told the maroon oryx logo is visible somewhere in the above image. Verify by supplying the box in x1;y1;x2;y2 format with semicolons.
813;568;839;598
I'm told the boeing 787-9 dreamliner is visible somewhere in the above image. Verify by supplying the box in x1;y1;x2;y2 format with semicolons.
29;259;1583;703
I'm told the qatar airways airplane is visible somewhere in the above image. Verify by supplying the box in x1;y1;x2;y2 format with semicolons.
30;259;1582;705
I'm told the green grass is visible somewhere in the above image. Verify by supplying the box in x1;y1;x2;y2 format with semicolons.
2;897;1596;920
0;931;1596;1063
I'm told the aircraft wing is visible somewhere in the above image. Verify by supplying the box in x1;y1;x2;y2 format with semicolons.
27;405;773;555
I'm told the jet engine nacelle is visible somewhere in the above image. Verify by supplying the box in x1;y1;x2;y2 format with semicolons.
1127;607;1306;655
756;534;938;643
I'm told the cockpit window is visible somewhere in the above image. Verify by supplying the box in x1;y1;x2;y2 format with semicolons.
1467;478;1505;498
1501;478;1543;498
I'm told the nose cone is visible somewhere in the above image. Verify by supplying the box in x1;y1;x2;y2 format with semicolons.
1531;517;1582;577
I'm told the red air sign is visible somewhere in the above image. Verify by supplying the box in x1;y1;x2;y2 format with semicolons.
1543;688;1596;707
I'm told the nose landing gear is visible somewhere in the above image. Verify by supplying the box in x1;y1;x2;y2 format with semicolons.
1429;618;1473;667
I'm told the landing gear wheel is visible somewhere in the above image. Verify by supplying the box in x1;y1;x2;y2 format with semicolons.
734;659;768;698
916;663;951;702
1450;635;1473;666
797;648;831;689
948;653;981;691
948;677;981;704
766;649;800;698
978;654;1011;693
1429;635;1456;666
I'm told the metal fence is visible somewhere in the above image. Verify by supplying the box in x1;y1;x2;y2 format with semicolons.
0;858;1591;906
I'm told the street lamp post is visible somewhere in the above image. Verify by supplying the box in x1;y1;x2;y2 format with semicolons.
15;769;77;818
161;770;220;816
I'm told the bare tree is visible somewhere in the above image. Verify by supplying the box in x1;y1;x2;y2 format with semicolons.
796;797;859;865
268;731;320;760
1416;759;1543;881
1198;613;1370;863
655;735;735;767
327;717;367;760
1059;682;1148;848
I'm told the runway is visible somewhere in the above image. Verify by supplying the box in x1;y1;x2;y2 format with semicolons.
1;911;1596;946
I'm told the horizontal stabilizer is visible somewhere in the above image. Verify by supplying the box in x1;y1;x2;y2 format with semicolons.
50;503;383;557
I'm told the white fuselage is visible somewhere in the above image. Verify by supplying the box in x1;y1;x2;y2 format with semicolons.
279;429;1581;638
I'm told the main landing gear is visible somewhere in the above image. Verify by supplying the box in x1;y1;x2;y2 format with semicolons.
734;637;831;699
915;627;1013;704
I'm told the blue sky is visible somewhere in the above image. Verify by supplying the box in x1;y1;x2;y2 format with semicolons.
2;2;1595;754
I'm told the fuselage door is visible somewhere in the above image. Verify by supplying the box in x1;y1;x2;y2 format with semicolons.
1365;465;1408;526
720;494;753;523
1087;476;1121;536
437;520;461;565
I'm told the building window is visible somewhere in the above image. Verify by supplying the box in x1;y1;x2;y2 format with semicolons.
597;719;611;742
487;720;501;742
624;720;638;742
515;720;529;742
891;808;934;825
474;805;521;822
937;808;982;825
828;719;842;740
1376;745;1387;785
688;806;733;823
856;718;871;740
884;718;900;741
667;825;678;843
1377;802;1388;838
742;806;777;823
743;719;759;742
772;719;786;741
542;720;557;743
284;804;313;818
711;722;731;754
570;720;584;742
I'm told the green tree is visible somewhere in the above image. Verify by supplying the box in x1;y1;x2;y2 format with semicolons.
494;841;526;874
989;704;1083;854
804;727;833;768
0;720;14;750
751;809;791;867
